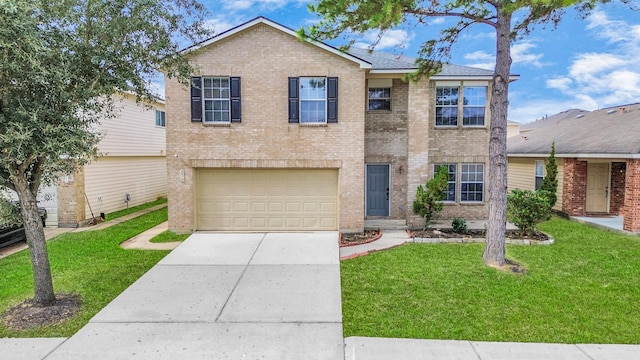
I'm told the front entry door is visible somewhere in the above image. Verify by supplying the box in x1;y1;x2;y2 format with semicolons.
586;163;609;212
366;165;390;216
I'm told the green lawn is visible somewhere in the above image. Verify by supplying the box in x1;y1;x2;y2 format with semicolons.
105;197;167;221
150;230;190;243
0;207;169;337
341;217;640;344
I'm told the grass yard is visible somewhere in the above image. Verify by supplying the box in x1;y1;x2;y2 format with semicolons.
341;217;640;344
0;207;169;337
150;230;190;243
105;197;167;221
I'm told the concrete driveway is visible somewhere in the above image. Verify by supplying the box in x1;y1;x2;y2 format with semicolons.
44;232;344;360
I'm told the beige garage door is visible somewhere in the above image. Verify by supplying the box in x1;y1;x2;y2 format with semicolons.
196;169;338;231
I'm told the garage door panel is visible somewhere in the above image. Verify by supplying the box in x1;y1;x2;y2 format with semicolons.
196;169;337;231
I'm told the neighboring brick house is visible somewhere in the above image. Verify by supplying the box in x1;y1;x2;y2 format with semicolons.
56;93;168;227
507;104;640;232
165;17;504;234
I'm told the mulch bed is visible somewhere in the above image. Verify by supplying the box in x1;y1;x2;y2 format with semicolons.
2;293;81;331
339;229;382;247
410;228;549;241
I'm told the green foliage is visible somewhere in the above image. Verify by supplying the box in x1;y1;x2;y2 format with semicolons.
150;230;190;243
451;217;468;234
341;216;640;343
0;0;210;305
0;208;169;337
413;166;449;229
539;142;558;207
507;189;552;236
0;194;20;227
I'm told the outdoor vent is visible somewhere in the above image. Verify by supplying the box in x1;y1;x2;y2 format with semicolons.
576;114;585;118
607;109;616;114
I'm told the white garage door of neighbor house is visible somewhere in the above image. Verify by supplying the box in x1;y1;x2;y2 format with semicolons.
196;169;338;231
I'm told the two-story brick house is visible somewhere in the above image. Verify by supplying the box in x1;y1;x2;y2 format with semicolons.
165;17;501;234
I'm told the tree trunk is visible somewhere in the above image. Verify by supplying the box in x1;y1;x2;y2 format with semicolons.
14;178;56;306
483;8;512;267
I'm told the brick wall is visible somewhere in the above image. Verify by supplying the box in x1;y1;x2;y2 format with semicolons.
562;158;587;216
623;159;640;232
365;78;408;219
423;81;491;222
165;23;366;233
610;162;626;215
57;169;85;228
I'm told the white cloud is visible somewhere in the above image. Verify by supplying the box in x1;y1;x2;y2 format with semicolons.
353;29;413;50
462;41;544;69
511;42;544;68
203;16;237;35
429;17;446;25
546;77;572;92
543;10;640;111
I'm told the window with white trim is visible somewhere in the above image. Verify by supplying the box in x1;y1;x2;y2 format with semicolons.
155;110;165;127
435;86;459;126
203;77;230;123
368;88;391;110
535;160;545;190
288;77;338;124
462;86;487;126
435;83;488;127
300;77;326;123
460;163;484;202
434;163;457;202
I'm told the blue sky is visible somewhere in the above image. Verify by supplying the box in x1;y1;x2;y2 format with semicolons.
187;1;640;123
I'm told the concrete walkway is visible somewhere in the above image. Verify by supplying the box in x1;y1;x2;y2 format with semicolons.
12;232;344;360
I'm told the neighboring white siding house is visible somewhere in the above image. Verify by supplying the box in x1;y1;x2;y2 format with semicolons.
57;93;167;227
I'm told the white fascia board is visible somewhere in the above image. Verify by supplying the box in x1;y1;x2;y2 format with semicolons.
183;17;371;69
369;69;415;74
508;153;640;159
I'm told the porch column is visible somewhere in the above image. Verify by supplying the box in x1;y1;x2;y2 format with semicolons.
562;158;587;216
623;159;640;232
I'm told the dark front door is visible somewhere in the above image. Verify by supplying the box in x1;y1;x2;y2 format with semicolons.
367;165;390;216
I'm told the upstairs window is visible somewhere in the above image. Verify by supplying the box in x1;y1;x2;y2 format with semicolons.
435;83;487;127
368;88;391;110
435;86;459;126
203;77;230;123
190;76;241;123
155;110;165;127
300;77;326;123
289;77;338;124
462;86;487;126
535;160;545;190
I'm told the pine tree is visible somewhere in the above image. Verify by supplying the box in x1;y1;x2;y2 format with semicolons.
539;142;558;208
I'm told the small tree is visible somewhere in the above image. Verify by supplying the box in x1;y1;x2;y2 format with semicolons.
539;142;558;208
413;166;449;230
507;189;552;236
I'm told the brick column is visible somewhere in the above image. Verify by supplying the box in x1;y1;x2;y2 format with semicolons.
623;159;640;232
562;158;587;216
610;162;626;215
57;168;86;228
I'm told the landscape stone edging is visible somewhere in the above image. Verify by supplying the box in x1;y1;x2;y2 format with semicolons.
408;235;555;245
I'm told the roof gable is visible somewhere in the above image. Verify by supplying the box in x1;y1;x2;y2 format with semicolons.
182;17;371;69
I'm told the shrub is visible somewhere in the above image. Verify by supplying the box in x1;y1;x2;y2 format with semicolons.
507;189;552;236
413;166;449;230
539;142;558;207
451;217;467;233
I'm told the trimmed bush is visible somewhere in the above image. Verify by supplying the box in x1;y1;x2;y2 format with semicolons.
413;166;449;229
507;189;552;236
452;217;468;233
